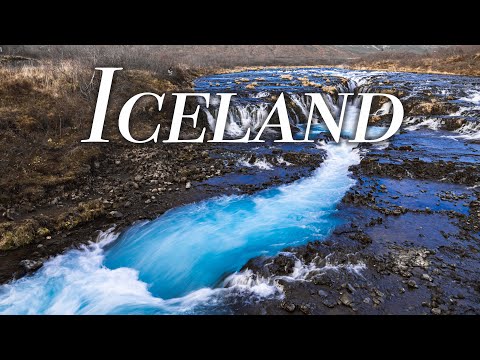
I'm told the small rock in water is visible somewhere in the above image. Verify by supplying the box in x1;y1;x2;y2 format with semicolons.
340;292;353;307
421;273;433;282
322;298;337;308
19;259;43;271
318;290;329;297
431;308;441;315
299;304;312;314
347;283;356;293
407;279;418;289
280;301;296;313
185;182;191;189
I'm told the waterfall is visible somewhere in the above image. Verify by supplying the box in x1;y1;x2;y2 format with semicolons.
203;91;351;137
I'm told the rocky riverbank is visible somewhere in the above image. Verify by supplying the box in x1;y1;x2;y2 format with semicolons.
224;71;480;314
0;137;325;284
236;145;480;314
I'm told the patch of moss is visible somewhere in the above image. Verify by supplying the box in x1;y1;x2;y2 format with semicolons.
36;227;50;237
0;219;39;250
56;199;105;231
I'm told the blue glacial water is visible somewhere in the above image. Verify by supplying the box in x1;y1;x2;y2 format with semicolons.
0;142;360;314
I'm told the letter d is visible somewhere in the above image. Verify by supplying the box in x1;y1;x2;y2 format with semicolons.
350;93;403;143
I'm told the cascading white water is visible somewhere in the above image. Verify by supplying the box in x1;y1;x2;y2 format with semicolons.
201;73;363;139
454;122;480;140
203;102;270;137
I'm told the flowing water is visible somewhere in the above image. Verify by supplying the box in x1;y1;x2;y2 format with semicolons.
0;142;359;314
1;67;479;314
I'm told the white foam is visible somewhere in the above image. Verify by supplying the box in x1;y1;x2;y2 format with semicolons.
224;252;367;300
237;157;274;170
460;90;480;105
405;117;442;131
203;103;270;137
276;156;292;166
251;91;270;99
451;121;480;140
373;101;392;116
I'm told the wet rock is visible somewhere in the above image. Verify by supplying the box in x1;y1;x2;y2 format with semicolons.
421;273;433;282
280;301;296;313
349;231;372;245
355;157;480;186
318;289;329;297
431;308;441;315
322;298;337;308
406;100;459;116
340;292;353;307
347;283;356;293
299;304;312;314
19;259;43;271
312;273;334;286
407;279;418;289
269;254;296;275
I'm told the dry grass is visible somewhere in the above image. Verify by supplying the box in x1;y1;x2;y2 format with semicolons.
0;49;204;251
0;59;99;205
0;60;92;97
346;46;480;76
0;55;190;210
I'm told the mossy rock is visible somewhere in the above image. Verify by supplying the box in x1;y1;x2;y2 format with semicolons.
0;219;39;250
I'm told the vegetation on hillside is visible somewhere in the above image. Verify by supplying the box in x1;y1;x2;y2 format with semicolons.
0;50;200;250
346;46;480;76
